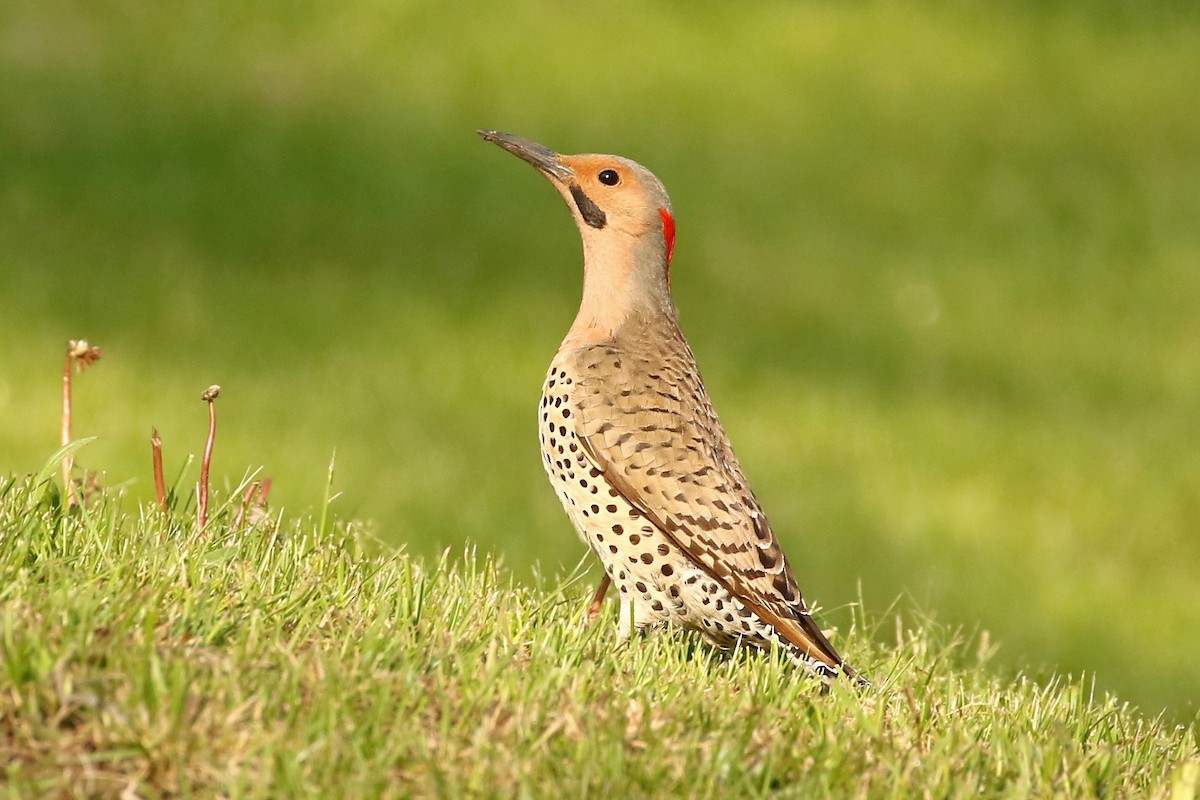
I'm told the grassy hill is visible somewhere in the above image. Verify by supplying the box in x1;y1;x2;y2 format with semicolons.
2;0;1199;723
1;472;1196;798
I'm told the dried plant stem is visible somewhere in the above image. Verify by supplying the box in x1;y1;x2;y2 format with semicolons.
151;427;168;515
234;479;272;531
59;339;102;508
198;385;220;535
61;348;76;506
233;481;260;530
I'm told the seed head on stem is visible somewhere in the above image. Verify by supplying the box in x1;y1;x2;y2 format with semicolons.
198;385;220;536
151;427;168;516
61;339;102;507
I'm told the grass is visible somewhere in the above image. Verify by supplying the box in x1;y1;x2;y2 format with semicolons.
2;472;1197;798
1;0;1199;726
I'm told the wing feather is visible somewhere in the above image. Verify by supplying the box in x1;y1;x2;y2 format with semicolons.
563;330;848;672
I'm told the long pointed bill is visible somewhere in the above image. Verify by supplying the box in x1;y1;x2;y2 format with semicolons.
478;130;574;183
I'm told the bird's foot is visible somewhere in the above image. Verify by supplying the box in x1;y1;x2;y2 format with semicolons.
586;575;611;623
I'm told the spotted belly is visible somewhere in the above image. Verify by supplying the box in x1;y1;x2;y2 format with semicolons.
537;365;822;670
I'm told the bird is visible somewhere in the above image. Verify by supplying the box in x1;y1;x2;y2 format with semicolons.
479;130;862;683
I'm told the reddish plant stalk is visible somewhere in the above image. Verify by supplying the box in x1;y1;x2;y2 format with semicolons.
151;427;168;514
61;347;75;507
198;385;220;534
233;481;259;530
58;339;101;509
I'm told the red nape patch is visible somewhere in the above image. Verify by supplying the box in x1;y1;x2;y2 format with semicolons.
659;208;676;264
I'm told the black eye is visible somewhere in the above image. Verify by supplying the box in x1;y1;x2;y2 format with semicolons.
598;169;620;186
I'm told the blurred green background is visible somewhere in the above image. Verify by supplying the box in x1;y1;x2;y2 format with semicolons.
2;1;1198;719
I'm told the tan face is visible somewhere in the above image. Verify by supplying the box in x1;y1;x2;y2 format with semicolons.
478;131;675;265
557;155;669;237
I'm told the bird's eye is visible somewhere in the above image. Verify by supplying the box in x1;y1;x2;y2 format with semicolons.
598;169;620;186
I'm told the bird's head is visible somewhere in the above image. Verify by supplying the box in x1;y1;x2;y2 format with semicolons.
479;130;676;285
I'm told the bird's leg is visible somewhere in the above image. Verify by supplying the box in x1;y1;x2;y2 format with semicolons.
587;575;611;622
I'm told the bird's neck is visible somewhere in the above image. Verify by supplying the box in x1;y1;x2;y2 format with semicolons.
562;231;674;349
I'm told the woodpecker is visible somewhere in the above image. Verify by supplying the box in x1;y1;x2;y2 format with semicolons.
480;130;862;683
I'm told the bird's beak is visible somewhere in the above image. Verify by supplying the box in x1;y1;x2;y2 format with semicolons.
479;130;574;183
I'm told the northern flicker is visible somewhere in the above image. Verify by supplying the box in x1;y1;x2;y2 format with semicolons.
480;130;861;683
